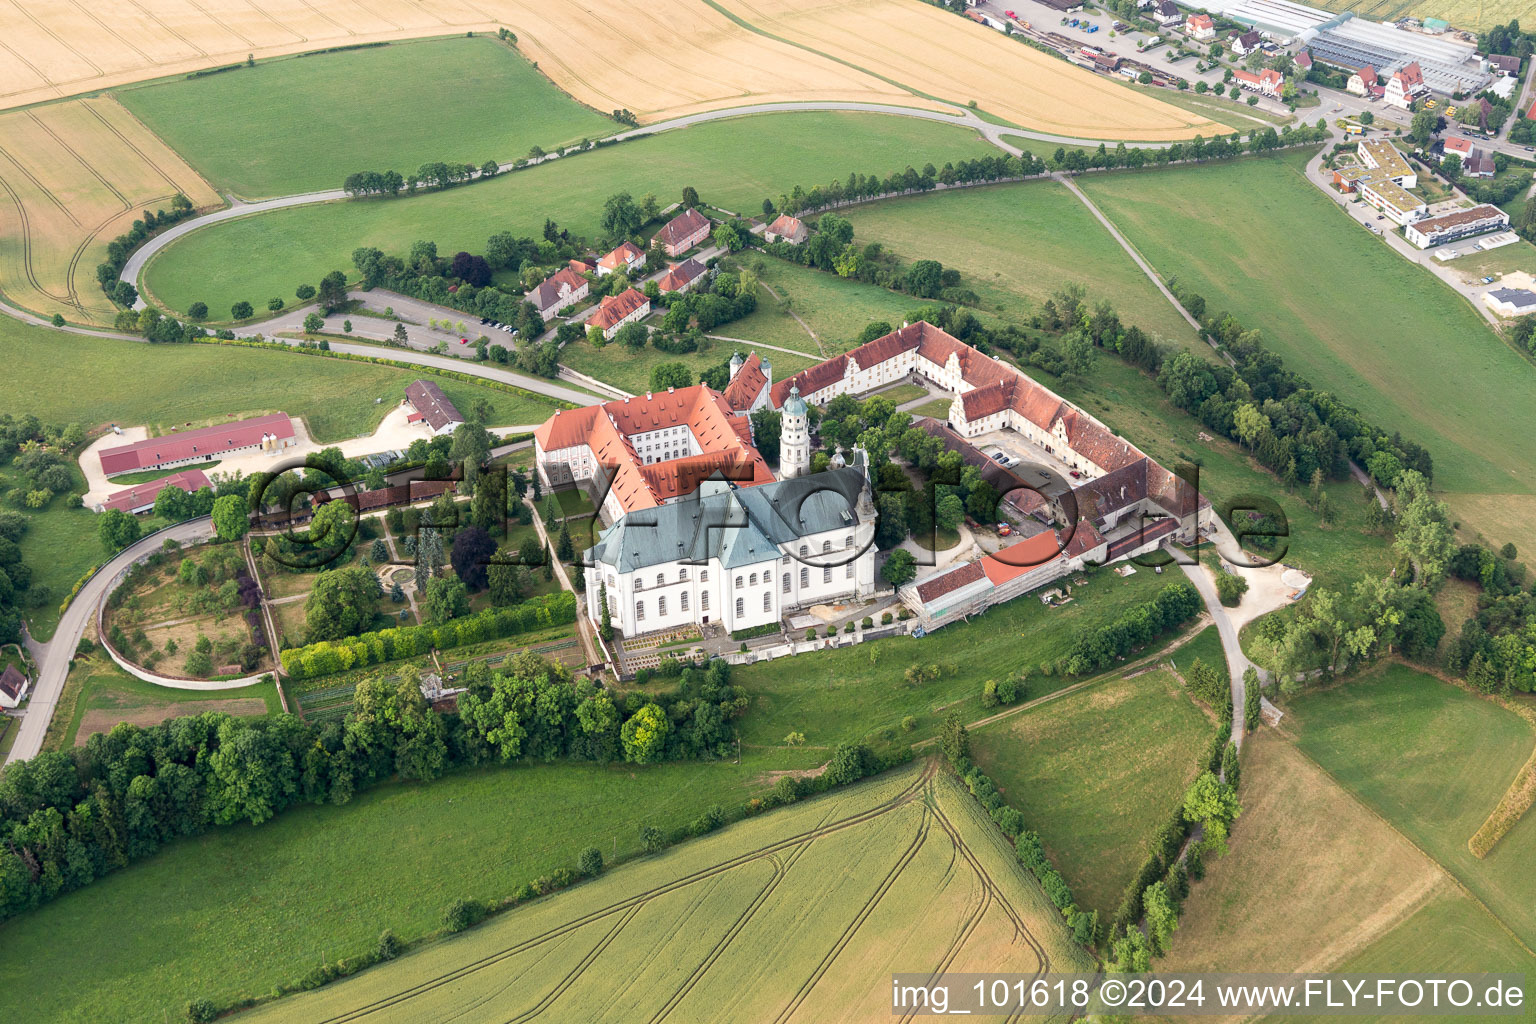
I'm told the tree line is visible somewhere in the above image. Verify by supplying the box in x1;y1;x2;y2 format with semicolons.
0;651;746;923
94;194;194;309
342;160;500;198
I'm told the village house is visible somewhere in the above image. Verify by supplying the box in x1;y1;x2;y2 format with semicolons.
1186;13;1215;40
404;380;465;436
99;413;295;477
657;258;708;294
1384;61;1427;109
597;241;646;277
1294;48;1313;72
527;266;590;320
1487;53;1521;76
1155;0;1181;25
95;469;213;515
764;213;808;244
585;287;651;340
655;208;711;257
0;664;28;709
1231;30;1262;55
1347;64;1380;97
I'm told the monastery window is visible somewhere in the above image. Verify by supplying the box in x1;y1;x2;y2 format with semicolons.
735;575;743;590
636;600;645;621
658;596;667;616
782;573;790;593
799;545;808;557
823;566;832;584
700;570;709;582
656;574;664;588
701;592;709;610
844;535;853;548
763;593;771;612
846;563;855;579
681;592;689;612
822;541;831;554
679;568;688;581
735;597;745;617
800;567;809;588
749;573;758;586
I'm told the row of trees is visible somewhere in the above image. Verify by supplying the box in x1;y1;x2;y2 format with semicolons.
1443;540;1534;694
94;194;194;307
0;652;744;923
1060;581;1203;676
341;159;500;198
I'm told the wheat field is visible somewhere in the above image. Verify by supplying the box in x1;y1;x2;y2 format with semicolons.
0;96;218;325
1;0;1217;139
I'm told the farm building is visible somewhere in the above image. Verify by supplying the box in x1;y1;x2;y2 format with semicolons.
764;214;809;244
99;413;295;477
527;267;590;320
534;382;772;522
1404;204;1510;248
404;380;465;436
655;208;711;256
597;241;646;277
96;469;213;515
657;258;708;294
1483;287;1536;317
585;288;651;340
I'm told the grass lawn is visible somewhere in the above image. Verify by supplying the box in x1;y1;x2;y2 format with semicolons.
560;333;817;397
142;111;1000;318
118;38;614;199
842;178;1198;344
909;397;953;418
1285;663;1536;949
0;317;558;444
732;566;1179;752
969;668;1214;920
0;755;796;1024
727;255;931;356
44;654;279;751
1130;85;1295;129
872;383;929;404
1170;623;1230;699
1078;150;1536;547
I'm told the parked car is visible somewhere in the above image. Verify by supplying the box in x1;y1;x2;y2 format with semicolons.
996;523;1013;537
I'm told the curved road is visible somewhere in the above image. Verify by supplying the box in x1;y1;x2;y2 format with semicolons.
8;518;216;764
117;100;1181;306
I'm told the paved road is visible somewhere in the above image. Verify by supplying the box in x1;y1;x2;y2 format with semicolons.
7;518;216;764
1179;560;1258;751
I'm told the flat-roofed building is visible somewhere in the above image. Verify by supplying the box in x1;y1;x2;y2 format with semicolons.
1404;204;1511;248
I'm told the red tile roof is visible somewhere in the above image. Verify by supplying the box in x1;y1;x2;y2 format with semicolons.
722;352;768;412
915;560;987;603
533;385;772;514
99;469;213;514
983;531;1066;583
1356;65;1377;86
1393;62;1424;89
656;208;711;250
99;414;294;475
586;288;650;331
598;241;644;271
766;214;807;241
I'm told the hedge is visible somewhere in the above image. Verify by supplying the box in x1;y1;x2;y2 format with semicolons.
279;591;575;680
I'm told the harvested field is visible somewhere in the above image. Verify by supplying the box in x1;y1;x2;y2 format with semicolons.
0;0;923;119
1309;0;1526;31
1163;729;1445;977
230;762;1090;1023
716;0;1224;140
0;95;217;325
76;697;267;746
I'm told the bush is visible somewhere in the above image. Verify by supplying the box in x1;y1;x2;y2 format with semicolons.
997;677;1018;704
900;714;917;732
773;775;800;804
578;845;604;877
982;678;999;707
881;611;893;624
186;999;217;1024
640;824;666;853
443;897;487;933
376;929;401;961
1215;570;1248;607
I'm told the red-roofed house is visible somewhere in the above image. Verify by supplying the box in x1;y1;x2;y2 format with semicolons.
527;267;590;320
1443;136;1474;156
534;383;774;521
585;288;651;340
97;469;213;515
1385;62;1427;109
99;414;295;477
1294;49;1312;70
655;208;711;256
1185;13;1214;39
764;214;808;244
597;241;645;277
1348;64;1377;96
1233;68;1283;98
657;258;708;294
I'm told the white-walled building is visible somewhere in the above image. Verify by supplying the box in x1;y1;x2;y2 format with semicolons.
721;351;773;414
527;267;590;320
585;462;878;637
404;380;465;436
